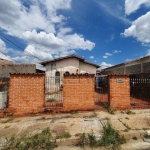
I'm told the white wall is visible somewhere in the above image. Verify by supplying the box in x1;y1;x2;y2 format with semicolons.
79;61;96;74
45;58;79;77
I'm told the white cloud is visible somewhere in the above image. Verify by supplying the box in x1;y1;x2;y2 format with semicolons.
113;50;121;53
125;0;150;15
103;56;108;59
105;52;112;56
100;62;112;69
0;39;13;61
147;49;150;55
89;56;94;59
0;39;7;53
96;1;131;24
0;0;95;66
123;11;150;43
110;34;115;41
0;52;12;61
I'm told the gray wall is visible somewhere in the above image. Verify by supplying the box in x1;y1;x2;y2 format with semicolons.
102;63;150;75
0;64;36;77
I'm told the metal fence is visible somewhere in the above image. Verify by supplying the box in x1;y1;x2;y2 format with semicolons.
130;77;150;109
95;75;108;109
45;77;63;107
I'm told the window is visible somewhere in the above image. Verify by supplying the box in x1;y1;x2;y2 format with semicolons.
55;71;60;84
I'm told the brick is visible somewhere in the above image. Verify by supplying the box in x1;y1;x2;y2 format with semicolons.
8;74;45;116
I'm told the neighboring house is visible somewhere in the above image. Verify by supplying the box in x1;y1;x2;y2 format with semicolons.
0;58;36;78
99;55;150;75
40;54;100;78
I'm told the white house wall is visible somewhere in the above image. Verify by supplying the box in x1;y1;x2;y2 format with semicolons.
45;58;79;77
79;61;96;74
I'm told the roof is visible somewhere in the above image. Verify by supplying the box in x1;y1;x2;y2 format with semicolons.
101;55;150;71
0;58;14;65
40;54;100;68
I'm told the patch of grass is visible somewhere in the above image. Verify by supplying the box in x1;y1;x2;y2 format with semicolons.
1;118;14;124
4;126;10;128
104;104;115;115
47;98;56;102
76;133;89;148
3;127;56;150
123;129;129;132
98;121;126;149
125;117;129;120
70;111;78;115
92;111;98;117
126;110;136;115
144;134;150;139
143;128;150;130
76;121;126;150
120;110;125;114
103;117;110;121
132;136;137;140
56;132;71;139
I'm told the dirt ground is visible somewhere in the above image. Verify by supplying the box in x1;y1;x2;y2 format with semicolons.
0;109;150;150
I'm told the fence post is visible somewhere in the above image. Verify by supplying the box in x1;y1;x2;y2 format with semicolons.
108;75;130;110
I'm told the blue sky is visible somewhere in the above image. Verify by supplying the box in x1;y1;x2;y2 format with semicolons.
0;0;150;69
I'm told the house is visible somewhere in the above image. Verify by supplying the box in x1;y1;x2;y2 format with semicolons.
100;55;150;76
40;54;100;78
40;54;100;97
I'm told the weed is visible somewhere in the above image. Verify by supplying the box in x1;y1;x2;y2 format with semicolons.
98;121;126;149
123;129;129;132
87;131;97;148
92;111;98;117
118;119;131;130
56;132;71;139
47;98;56;102
120;110;125;114
76;121;126;150
4;126;10;128
3;127;56;150
76;133;89;148
125;117;129;120
132;136;137;140
104;104;115;115
1;118;14;124
143;128;150;130
126;110;136;115
144;134;150;139
70;111;78;115
103;117;110;121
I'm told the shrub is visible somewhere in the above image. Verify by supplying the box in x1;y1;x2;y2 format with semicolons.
3;127;56;150
132;136;137;140
76;121;126;150
98;121;126;149
1;118;14;124
126;110;135;115
56;132;71;139
104;104;115;115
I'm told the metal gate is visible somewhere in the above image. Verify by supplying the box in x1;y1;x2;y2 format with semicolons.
95;75;108;109
130;77;150;109
45;77;63;108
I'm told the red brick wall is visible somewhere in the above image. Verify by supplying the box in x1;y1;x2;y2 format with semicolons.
9;74;45;115
108;75;130;110
63;74;95;111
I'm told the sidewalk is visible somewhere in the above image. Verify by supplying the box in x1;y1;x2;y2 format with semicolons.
0;109;150;149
